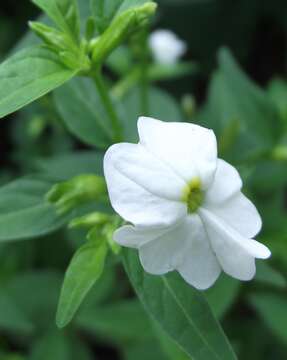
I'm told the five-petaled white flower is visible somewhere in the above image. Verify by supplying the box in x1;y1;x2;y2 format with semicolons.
149;29;187;65
104;117;271;290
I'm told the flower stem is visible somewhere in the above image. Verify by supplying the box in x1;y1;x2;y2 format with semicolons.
111;67;141;99
140;58;149;115
139;32;149;115
93;71;122;142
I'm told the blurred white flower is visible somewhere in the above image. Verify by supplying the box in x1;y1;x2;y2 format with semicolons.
149;29;186;65
104;117;271;290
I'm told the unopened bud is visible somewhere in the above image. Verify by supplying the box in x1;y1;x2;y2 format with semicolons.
91;2;157;67
47;175;107;215
69;212;111;229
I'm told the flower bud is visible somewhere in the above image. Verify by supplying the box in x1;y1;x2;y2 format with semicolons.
149;29;187;65
85;216;122;254
91;2;157;68
69;212;111;229
47;175;107;214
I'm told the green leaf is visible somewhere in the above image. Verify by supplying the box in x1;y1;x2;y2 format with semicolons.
53;77;113;147
29;331;70;360
248;159;287;192
199;48;280;162
0;47;76;119
204;275;240;319
4;271;62;329
254;261;286;288
122;340;167;360
248;293;287;345
0;293;34;335
123;249;237;360
13;0;91;53
153;321;192;360
0;176;68;241
77;266;116;311
76;299;153;342
267;77;287;125
34;151;104;180
56;240;108;328
32;0;80;42
91;0;120;33
121;86;183;142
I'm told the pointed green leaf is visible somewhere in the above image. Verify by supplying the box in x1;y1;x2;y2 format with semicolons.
76;300;153;342
34;151;104;180
53;77;113;148
121;86;183;142
123;249;237;360
204;275;240;319
56;240;108;328
0;47;76;119
153;321;192;360
0;176;68;241
32;0;80;41
199;48;281;162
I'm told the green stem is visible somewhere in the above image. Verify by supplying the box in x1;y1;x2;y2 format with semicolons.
93;71;122;142
111;68;141;99
140;60;149;115
140;32;149;115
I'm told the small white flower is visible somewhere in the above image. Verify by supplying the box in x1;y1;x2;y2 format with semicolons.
149;30;187;65
104;117;271;290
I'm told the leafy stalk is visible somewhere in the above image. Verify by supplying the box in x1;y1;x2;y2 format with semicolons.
92;71;123;142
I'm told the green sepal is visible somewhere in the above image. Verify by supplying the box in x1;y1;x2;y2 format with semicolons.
101;218;122;255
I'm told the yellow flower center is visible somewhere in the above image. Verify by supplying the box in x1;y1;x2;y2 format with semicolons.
181;178;204;213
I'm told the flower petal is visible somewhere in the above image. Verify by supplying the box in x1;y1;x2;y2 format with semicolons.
199;209;271;281
177;215;221;290
204;192;262;238
132;215;220;289
138;117;217;187
114;224;167;249
104;143;186;227
204;159;242;205
138;226;182;275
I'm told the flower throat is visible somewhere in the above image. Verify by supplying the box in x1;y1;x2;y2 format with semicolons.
182;178;204;213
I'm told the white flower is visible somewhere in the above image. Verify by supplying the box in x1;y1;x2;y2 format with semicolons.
149;30;187;65
104;117;271;290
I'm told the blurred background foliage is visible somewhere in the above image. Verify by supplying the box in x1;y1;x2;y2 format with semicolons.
1;0;287;359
